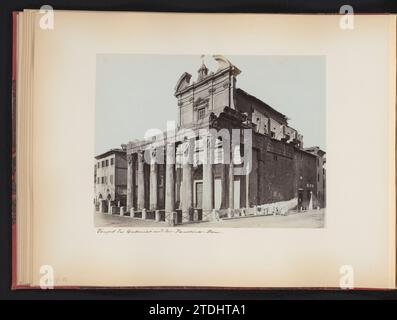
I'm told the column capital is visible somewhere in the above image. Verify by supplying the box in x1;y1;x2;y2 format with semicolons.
127;153;134;164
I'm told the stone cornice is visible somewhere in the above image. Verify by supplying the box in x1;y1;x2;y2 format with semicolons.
175;67;232;97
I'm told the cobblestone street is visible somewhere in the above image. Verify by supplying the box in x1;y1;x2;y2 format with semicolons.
94;209;325;228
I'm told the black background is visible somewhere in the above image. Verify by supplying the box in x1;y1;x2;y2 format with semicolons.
1;0;397;302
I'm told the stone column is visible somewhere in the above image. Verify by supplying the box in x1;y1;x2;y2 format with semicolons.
137;151;145;211
202;136;214;220
245;162;250;208
126;154;135;210
165;143;176;226
228;162;234;217
220;164;228;209
241;145;250;209
181;163;193;222
149;162;158;211
181;140;193;223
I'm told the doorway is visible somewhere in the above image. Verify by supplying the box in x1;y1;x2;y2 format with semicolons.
234;179;240;209
194;180;203;209
298;189;303;209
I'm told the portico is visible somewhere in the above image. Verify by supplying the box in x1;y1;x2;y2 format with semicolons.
125;122;245;226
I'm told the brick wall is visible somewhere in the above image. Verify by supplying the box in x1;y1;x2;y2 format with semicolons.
252;134;317;208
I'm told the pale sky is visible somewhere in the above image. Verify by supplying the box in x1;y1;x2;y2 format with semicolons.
95;54;325;155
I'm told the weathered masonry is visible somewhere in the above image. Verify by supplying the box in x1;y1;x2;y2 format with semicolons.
95;55;326;225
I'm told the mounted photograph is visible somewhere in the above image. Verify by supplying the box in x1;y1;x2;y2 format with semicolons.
13;10;395;290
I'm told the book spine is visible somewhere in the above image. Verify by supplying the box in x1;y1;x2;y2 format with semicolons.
11;11;17;290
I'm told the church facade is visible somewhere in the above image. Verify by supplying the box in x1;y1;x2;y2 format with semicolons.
96;55;326;226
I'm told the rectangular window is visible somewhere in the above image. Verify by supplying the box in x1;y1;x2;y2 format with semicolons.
233;145;242;165
97;162;100;168
102;160;105;167
198;108;205;120
105;159;109;167
111;158;114;165
110;175;113;185
101;177;104;184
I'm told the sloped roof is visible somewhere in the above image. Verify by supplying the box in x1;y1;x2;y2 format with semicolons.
236;88;288;123
95;148;125;160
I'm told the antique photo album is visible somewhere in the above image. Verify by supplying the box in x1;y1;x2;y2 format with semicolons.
13;10;396;288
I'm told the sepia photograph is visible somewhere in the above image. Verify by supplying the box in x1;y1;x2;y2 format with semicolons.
94;54;326;228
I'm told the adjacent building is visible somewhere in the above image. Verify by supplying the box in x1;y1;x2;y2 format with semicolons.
304;146;326;208
94;148;127;209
